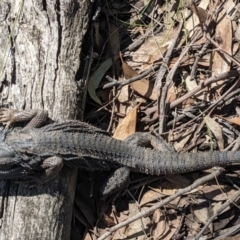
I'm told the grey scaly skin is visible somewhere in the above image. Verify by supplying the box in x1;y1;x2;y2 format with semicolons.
0;108;240;184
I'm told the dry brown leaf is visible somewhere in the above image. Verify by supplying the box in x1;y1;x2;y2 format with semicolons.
173;133;192;152
202;182;237;201
82;232;93;240
157;181;180;195
102;213;116;227
152;209;166;239
177;196;191;208
211;7;232;95
162;214;181;240
131;31;176;65
125;204;151;239
185;213;201;236
169;54;210;68
165;85;179;103
165;175;191;187
185;74;210;101
225;117;240;126
204;116;224;150
140;179;184;206
188;4;208;25
140;189;164;206
191;201;213;233
211;201;230;216
185;0;209;34
113;104;139;140
221;237;240;240
120;54;158;100
112;212;128;240
117;81;129;103
122;57;194;106
153;222;171;240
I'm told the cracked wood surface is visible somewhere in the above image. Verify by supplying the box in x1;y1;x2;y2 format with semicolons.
0;1;92;239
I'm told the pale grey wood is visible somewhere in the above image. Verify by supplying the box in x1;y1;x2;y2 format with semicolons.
0;0;92;239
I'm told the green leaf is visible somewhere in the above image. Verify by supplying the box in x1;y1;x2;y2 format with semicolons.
88;58;113;105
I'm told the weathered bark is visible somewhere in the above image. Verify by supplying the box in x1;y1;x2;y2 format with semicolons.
0;1;92;239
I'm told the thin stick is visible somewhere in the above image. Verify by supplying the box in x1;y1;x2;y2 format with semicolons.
97;168;224;240
193;190;240;240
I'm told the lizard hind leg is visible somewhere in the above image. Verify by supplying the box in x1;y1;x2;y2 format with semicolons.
100;133;174;208
30;156;64;184
101;167;130;199
98;167;130;217
101;133;173;198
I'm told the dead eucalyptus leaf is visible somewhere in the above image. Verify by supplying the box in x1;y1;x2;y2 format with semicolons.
152;210;167;240
131;31;176;65
88;58;113;105
120;54;158;100
226;117;240;126
204;116;224;150
113;103;140;140
211;8;232;95
185;0;209;34
189;4;208;25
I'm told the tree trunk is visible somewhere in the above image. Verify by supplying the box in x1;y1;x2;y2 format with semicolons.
0;1;92;239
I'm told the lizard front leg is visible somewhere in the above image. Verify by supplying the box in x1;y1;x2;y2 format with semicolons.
0;108;48;129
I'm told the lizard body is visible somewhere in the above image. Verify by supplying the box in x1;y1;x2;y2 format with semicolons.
0;108;240;184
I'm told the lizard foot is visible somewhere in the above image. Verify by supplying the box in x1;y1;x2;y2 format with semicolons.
0;108;18;129
0;108;48;129
98;167;130;218
101;166;130;199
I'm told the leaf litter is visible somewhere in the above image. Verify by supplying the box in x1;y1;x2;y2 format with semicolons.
75;0;240;239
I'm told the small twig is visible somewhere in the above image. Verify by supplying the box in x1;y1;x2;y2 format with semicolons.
213;223;240;239
173;210;186;240
164;78;240;136
190;39;211;80
104;64;160;89
206;35;240;68
187;78;240;147
170;70;240;109
97;168;224;240
127;25;164;52
142;73;240;124
155;19;183;134
158;29;202;133
193;189;240;240
130;2;163;30
154;20;184;91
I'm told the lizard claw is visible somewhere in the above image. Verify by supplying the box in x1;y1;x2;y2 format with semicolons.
0;108;17;129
